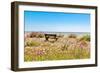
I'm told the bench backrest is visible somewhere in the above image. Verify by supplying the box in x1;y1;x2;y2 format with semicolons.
45;34;57;37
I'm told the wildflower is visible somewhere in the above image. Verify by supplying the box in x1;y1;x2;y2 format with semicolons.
35;49;46;56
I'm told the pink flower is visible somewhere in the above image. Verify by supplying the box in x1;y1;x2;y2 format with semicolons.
36;50;45;56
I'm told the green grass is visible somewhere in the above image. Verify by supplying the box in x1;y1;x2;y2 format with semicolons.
79;35;90;41
26;41;40;46
24;55;33;61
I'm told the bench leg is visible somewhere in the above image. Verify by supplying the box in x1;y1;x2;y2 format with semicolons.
45;37;48;41
55;38;58;41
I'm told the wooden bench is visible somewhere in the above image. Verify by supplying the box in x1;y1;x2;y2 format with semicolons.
45;34;58;41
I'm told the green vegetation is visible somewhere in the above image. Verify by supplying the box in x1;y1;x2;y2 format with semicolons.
25;41;40;46
79;35;90;41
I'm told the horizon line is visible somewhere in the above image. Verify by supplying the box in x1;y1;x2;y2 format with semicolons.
25;31;90;33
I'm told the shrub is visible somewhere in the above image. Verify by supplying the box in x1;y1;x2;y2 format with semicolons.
30;32;44;38
30;32;37;38
37;33;44;38
57;34;64;38
68;34;77;38
79;35;90;41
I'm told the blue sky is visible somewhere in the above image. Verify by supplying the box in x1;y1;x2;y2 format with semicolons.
24;11;90;32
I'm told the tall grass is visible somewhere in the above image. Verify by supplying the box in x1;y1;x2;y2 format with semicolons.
24;33;90;62
24;47;90;61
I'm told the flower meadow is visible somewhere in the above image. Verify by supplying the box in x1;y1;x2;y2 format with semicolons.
24;32;90;62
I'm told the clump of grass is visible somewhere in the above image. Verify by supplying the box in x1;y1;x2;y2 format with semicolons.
74;48;90;59
24;47;33;61
26;41;40;46
61;44;68;51
79;35;90;41
24;55;33;62
68;34;77;38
